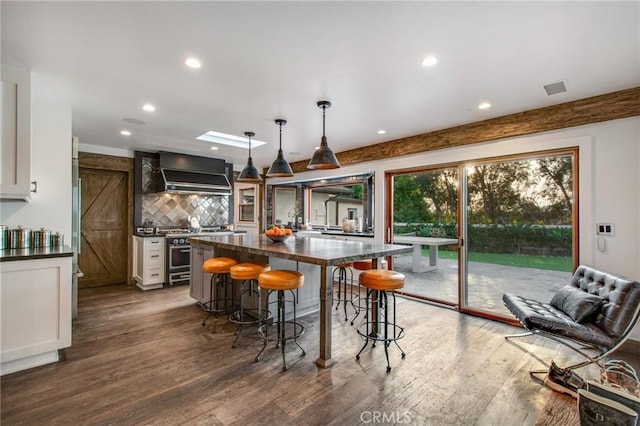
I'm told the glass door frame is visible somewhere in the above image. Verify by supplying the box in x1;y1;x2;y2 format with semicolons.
385;147;579;325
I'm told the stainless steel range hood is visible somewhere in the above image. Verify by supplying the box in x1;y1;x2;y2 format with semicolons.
159;152;232;195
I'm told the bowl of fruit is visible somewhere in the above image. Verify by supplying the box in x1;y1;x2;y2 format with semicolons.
264;224;293;242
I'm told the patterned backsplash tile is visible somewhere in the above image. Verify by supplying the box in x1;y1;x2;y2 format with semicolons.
141;193;229;227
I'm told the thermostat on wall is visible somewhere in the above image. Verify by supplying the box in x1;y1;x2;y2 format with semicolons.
596;223;614;236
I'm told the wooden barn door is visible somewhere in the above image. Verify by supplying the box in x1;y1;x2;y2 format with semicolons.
78;153;133;288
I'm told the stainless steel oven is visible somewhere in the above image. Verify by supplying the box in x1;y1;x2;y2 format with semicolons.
166;236;191;286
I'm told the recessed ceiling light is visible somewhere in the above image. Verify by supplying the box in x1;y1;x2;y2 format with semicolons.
289;151;301;156
185;57;202;69
142;104;156;112
120;130;131;136
210;146;218;151
478;102;491;110
421;56;438;67
377;129;386;135
196;130;267;149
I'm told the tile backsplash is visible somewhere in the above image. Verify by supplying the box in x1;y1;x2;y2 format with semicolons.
141;193;229;228
140;156;230;227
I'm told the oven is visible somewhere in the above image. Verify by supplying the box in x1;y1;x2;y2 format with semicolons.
163;228;234;286
166;236;191;286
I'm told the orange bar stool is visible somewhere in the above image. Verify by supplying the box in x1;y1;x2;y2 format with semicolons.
201;257;238;333
229;262;271;348
350;259;374;325
255;270;305;371
333;262;357;322
355;269;406;372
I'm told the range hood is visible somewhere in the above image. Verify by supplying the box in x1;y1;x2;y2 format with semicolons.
159;152;232;195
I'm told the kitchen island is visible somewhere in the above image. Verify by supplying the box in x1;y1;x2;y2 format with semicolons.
188;234;412;368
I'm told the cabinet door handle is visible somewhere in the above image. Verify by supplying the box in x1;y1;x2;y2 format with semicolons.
151;273;159;277
151;255;159;258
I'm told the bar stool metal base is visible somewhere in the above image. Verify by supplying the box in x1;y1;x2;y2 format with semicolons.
355;289;406;372
332;264;358;322
255;289;305;371
228;278;264;348
201;272;237;333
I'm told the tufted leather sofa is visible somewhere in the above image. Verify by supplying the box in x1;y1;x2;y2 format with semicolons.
503;265;640;364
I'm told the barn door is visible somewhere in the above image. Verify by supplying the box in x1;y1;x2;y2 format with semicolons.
78;168;129;288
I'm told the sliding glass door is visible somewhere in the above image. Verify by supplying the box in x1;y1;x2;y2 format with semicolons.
389;167;459;306
387;149;577;321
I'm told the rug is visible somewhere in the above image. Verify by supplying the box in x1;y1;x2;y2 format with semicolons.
535;392;579;426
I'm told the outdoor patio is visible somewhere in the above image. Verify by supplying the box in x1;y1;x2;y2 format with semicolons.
390;254;572;316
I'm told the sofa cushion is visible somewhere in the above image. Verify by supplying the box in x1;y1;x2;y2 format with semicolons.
550;285;604;323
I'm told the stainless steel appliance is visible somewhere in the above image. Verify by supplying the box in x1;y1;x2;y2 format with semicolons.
71;137;83;318
163;227;234;286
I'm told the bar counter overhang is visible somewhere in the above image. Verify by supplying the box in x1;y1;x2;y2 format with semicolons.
188;234;412;368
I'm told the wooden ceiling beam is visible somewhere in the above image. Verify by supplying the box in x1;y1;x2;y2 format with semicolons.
286;87;640;173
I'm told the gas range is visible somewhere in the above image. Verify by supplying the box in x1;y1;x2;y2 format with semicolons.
163;227;234;287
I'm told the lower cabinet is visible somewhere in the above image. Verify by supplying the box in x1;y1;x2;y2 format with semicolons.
1;256;72;375
132;236;165;290
189;243;214;304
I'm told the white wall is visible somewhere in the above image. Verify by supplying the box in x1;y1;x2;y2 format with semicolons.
0;73;72;238
270;117;640;339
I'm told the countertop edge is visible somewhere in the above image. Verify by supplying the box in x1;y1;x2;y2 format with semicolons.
0;246;74;262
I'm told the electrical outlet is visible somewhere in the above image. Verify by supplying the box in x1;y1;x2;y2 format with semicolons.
596;223;615;236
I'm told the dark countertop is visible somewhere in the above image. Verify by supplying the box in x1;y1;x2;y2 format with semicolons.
133;230;246;238
0;245;74;262
188;234;408;266
320;230;374;238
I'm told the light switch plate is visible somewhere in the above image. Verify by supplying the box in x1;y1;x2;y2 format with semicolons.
596;223;615;236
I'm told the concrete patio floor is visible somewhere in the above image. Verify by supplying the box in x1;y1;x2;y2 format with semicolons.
390;254;572;316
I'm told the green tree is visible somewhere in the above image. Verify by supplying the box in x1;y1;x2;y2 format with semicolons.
393;175;431;223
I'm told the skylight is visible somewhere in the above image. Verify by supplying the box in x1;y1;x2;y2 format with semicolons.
196;131;267;149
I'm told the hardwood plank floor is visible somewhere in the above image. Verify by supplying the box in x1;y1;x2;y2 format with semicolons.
0;284;623;425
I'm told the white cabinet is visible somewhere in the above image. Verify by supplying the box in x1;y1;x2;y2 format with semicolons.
234;183;259;236
189;243;214;304
1;256;72;375
1;64;32;201
133;236;165;290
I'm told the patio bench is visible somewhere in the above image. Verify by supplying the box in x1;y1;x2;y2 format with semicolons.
503;264;640;371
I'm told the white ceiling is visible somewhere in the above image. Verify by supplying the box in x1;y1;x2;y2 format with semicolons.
2;1;639;171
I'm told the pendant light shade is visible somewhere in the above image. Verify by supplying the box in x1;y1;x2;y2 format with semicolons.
266;119;294;177
237;131;262;182
308;100;340;170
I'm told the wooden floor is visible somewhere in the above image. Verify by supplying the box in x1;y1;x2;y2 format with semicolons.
0;284;622;425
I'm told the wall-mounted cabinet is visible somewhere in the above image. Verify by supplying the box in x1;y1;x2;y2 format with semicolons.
1;65;32;201
238;188;255;222
234;183;259;235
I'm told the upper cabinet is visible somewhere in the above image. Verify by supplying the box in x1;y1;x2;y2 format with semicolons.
238;188;255;222
1;65;32;201
234;183;260;235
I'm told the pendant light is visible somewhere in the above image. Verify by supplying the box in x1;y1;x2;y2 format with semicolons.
237;131;262;182
308;100;340;169
266;119;294;177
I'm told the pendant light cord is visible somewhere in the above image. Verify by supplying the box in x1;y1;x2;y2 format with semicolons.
322;104;326;137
